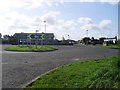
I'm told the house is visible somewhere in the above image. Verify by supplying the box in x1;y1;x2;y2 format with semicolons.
13;32;55;45
103;37;117;46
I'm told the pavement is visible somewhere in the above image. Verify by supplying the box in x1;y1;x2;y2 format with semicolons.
2;44;118;88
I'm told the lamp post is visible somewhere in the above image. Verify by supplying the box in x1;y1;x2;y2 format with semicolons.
35;30;39;49
68;35;70;44
68;35;70;39
86;30;88;37
86;30;88;45
44;21;46;33
44;21;46;45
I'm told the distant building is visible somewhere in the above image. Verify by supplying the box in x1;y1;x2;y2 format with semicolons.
103;37;117;46
13;33;55;45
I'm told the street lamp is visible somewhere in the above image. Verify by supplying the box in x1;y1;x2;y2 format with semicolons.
44;21;46;33
68;35;70;40
44;21;46;45
36;30;39;33
35;30;39;49
86;30;89;45
68;35;70;44
86;30;88;37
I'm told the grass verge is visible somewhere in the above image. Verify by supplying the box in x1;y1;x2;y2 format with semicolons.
4;45;58;52
104;44;120;49
25;56;120;89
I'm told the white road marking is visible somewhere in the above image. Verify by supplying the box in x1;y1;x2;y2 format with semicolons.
73;58;80;61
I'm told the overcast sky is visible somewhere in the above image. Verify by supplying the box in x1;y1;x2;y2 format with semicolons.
0;0;119;40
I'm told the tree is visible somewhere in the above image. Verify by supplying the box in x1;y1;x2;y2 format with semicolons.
2;35;17;44
3;35;10;40
99;37;106;44
3;35;11;44
62;37;65;41
82;37;91;45
117;38;120;44
91;37;95;45
9;36;17;45
91;37;95;41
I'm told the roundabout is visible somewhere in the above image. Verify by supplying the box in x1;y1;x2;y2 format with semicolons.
4;45;58;52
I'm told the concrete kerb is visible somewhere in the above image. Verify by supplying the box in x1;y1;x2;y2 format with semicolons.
20;58;96;89
20;65;64;89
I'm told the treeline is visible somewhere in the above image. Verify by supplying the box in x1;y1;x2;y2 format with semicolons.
1;35;17;44
1;34;119;45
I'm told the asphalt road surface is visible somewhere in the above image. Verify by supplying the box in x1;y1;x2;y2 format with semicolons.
2;44;118;88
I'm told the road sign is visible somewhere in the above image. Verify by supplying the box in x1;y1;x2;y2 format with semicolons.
27;33;45;40
40;33;45;40
34;35;39;39
27;34;32;40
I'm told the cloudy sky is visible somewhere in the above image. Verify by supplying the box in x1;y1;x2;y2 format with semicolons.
0;0;119;40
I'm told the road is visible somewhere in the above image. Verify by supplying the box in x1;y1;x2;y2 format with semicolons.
2;44;118;88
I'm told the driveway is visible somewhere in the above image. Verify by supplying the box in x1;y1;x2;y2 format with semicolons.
2;44;118;88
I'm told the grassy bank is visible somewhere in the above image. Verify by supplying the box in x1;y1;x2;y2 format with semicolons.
104;44;120;49
25;56;120;89
5;45;58;52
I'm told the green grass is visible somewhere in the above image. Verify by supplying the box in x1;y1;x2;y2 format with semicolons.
25;56;120;89
104;44;120;49
5;45;58;52
96;44;120;49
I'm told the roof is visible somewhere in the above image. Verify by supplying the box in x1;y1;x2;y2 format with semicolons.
13;33;54;36
104;39;116;41
14;33;54;34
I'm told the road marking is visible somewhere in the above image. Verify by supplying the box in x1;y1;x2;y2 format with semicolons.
1;63;8;64
73;58;80;61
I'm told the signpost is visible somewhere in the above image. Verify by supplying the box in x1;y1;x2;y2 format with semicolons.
27;34;32;40
41;33;45;45
27;33;45;40
35;30;39;49
27;34;32;46
27;33;45;47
